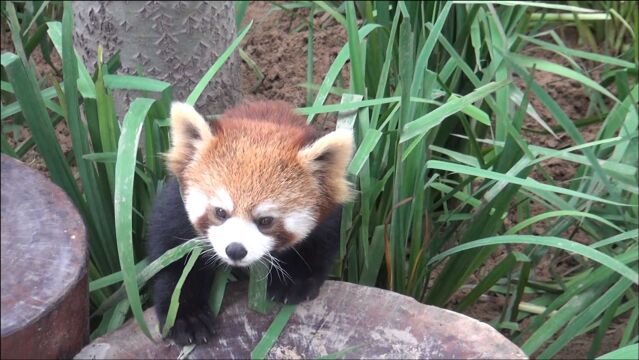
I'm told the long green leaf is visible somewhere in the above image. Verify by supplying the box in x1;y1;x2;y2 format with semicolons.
1;53;81;207
162;247;203;337
597;344;639;360
114;98;157;340
426;160;626;206
506;210;624;234
306;23;382;123
540;277;633;358
186;21;252;105
250;305;296;360
427;235;638;284
400;80;510;143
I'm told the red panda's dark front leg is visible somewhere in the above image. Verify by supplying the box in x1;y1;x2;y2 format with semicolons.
147;178;216;345
152;260;216;345
268;207;341;304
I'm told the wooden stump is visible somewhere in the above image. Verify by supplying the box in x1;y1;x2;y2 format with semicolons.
1;154;88;359
76;281;527;359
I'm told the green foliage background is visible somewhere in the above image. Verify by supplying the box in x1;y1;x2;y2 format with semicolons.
1;1;637;358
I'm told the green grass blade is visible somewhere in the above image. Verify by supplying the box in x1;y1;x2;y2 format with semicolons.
455;252;519;312
400;80;510;143
314;1;347;27
620;305;639;347
162;247;203;337
345;1;364;95
519;35;636;69
506;210;624;234
250;304;296;360
426;160;627;206
588;289;624;358
113;97;157;340
306;5;314;107
0;133;18;158
453;1;599;13
510;53;619;102
348;128;382;176
427;235;638;285
505;54;618;197
249;262;276;314
540;277;633;358
317;345;364;359
46;21;95;98
235;0;249;31
106;299;130;334
61;1;120;273
359;225;386;286
521;284;606;355
306;23;382;123
596;344;639;360
104;74;171;92
298;96;399;115
93;239;206;316
370;8;400;129
209;268;231;316
591;229;639;249
1;86;58;120
186;21;252;105
89;259;149;292
1;54;82;207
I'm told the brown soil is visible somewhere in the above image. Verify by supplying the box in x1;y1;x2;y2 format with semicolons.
238;1;348;134
1;2;627;358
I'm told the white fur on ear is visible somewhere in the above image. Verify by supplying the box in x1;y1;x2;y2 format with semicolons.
167;102;214;176
298;128;355;203
170;102;213;143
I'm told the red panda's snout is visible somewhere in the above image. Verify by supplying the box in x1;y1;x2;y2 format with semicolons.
167;101;354;266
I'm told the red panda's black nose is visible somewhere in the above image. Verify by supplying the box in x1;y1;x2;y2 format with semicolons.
226;243;247;261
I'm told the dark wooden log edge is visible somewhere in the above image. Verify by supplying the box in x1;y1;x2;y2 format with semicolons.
1;154;89;359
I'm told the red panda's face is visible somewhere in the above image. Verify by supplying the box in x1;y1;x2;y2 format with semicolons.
166;102;354;267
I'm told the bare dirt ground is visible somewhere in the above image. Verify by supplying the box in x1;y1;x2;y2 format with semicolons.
1;2;626;358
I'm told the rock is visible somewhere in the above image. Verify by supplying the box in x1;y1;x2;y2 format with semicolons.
1;154;88;359
75;281;527;359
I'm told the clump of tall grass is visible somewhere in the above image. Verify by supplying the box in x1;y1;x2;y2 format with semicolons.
2;1;637;358
297;1;637;358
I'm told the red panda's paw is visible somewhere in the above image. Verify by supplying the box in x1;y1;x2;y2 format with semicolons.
165;309;216;346
268;277;321;305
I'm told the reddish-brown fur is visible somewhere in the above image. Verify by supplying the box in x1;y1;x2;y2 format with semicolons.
167;100;353;247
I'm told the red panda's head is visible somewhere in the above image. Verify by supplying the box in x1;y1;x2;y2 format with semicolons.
166;101;354;266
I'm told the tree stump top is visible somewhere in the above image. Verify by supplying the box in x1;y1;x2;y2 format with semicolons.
0;154;87;337
76;280;527;359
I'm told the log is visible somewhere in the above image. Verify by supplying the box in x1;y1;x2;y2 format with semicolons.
76;280;527;359
1;154;88;359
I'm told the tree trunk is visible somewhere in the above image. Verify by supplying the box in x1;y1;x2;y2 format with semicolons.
72;1;240;116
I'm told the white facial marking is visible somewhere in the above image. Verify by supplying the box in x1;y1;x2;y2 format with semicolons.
207;217;274;267
184;187;208;223
284;209;316;241
253;200;281;218
210;189;234;212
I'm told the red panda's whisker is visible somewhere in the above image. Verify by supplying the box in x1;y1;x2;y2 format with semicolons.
267;253;292;284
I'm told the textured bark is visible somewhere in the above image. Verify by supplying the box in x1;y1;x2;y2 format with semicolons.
72;1;241;116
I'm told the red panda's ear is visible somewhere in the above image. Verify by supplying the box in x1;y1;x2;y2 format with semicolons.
298;129;355;204
166;102;214;177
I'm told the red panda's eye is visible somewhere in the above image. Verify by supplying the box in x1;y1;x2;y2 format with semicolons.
215;207;228;220
257;216;273;228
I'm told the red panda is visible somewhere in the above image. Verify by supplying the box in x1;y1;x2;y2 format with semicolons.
147;100;354;345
